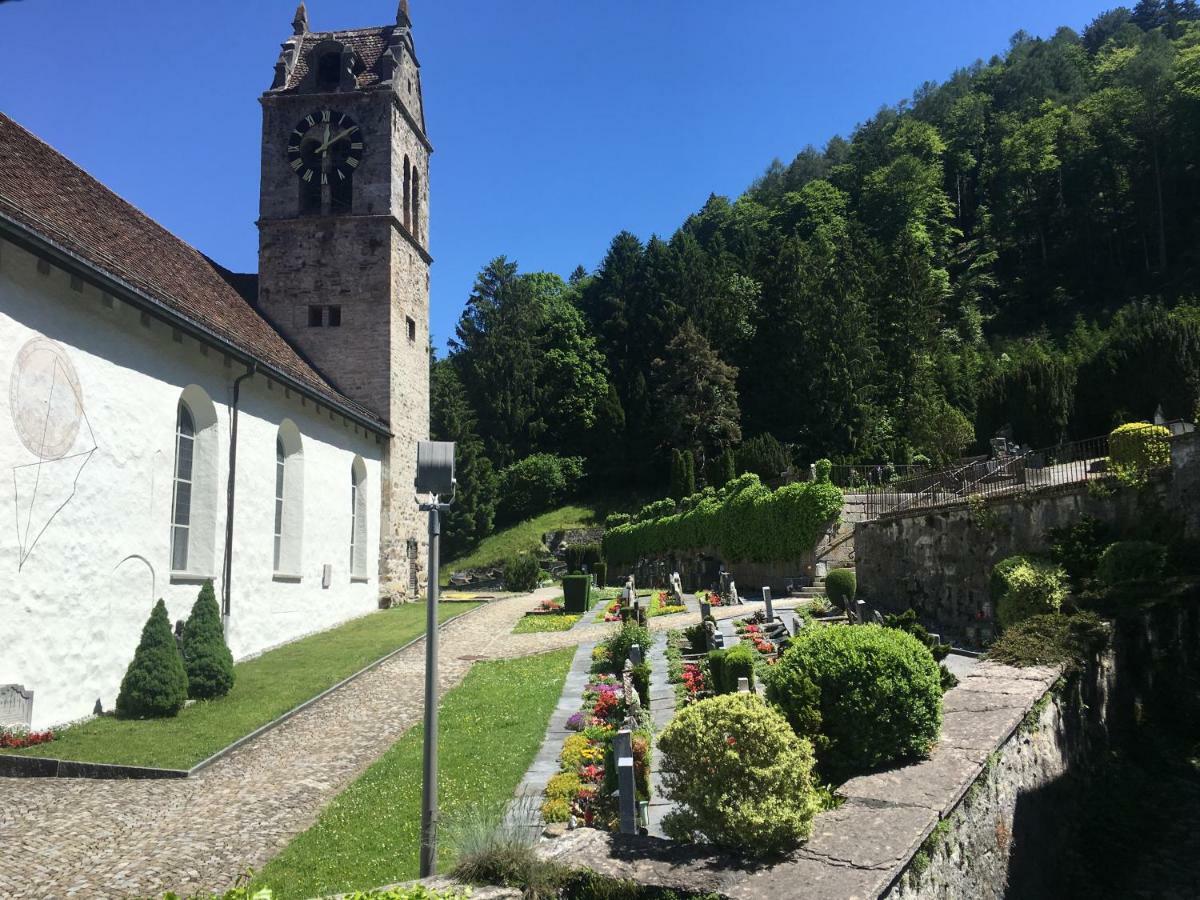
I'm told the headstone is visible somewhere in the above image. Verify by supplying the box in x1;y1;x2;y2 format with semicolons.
699;599;711;620
762;586;774;621
856;599;868;625
0;684;33;728
614;728;637;835
628;644;643;666
737;676;750;694
728;580;740;604
873;610;885;625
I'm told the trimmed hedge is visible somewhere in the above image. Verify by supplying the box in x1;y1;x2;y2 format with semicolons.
1096;540;1168;585
181;581;234;700
824;568;856;611
764;624;942;780
592;561;608;587
658;693;820;854
708;643;757;694
564;542;603;573
503;554;542;592
116;599;189;719
991;555;1068;630
561;574;591;613
603;473;842;565
1109;422;1171;485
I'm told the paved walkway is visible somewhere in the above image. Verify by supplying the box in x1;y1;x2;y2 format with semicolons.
0;588;571;900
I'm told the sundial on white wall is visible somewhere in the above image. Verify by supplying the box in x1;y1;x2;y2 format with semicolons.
9;336;98;571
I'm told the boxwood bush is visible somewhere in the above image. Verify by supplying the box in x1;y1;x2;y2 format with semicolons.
1096;540;1168;585
1109;422;1171;486
503;554;542;592
708;643;757;694
824;568;856;611
764;624;942;780
991;555;1068;630
658;693;819;855
602;473;842;565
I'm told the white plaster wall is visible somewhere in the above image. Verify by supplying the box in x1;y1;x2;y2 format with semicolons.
0;238;384;729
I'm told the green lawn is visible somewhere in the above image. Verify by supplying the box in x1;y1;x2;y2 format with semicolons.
512;612;581;633
253;648;575;899
4;603;476;770
441;503;600;584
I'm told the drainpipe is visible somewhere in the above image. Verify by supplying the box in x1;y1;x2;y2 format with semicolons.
222;363;258;625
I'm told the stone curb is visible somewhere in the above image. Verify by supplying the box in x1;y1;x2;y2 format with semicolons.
0;603;488;781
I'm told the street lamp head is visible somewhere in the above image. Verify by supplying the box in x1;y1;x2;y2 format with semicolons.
415;440;456;498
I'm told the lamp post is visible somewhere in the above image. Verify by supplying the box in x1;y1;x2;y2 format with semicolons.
415;440;455;879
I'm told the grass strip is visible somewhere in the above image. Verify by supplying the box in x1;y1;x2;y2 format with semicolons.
252;647;576;899
512;613;582;633
5;603;475;769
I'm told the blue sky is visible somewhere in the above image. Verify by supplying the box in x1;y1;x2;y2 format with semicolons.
1;0;1108;351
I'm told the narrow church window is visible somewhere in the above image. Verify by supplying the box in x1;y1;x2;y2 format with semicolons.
406;315;416;342
350;457;368;578
403;156;412;231
412;168;421;243
274;437;285;571
327;305;342;327
171;404;195;572
308;305;324;327
316;52;341;91
274;421;305;575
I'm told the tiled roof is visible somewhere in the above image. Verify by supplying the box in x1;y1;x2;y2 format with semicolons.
285;27;394;91
0;112;388;433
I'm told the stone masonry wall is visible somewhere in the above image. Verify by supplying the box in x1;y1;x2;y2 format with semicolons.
856;431;1200;645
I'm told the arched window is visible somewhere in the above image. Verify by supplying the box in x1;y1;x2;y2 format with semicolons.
274;420;305;575
350;456;368;578
412;167;421;244
171;387;219;576
403;155;412;231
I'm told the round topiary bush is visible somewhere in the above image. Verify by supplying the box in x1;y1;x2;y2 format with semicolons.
1109;422;1171;486
1096;540;1168;585
116;599;189;719
764;624;942;780
991;555;1068;630
181;581;235;700
658;693;819;855
824;568;856;612
503;554;542;592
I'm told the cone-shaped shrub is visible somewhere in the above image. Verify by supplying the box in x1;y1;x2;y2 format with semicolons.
181;581;235;700
116;599;188;718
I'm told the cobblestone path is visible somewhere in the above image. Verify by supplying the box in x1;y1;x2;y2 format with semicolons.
0;591;756;899
0;590;570;900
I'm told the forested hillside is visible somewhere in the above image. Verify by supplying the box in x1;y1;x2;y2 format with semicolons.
434;2;1200;558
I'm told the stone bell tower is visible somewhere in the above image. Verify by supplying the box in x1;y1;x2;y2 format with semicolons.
257;1;431;599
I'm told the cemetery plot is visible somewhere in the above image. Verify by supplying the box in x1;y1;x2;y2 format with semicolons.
511;596;582;633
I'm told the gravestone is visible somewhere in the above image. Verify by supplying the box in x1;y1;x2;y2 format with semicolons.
614;728;637;835
856;599;868;625
699;598;711;620
0;684;33;728
737;676;751;694
728;580;740;605
762;586;774;621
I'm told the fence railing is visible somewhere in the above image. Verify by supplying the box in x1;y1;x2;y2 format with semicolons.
857;436;1113;520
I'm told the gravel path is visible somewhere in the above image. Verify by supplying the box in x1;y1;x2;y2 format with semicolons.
0;589;573;900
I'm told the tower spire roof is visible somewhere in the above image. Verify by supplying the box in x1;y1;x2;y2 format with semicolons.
397;0;411;26
292;1;309;35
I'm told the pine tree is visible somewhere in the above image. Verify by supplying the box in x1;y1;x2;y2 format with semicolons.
181;581;235;700
669;448;686;500
116;599;188;718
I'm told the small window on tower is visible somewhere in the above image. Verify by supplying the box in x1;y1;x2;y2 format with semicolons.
316;52;342;91
406;316;416;342
328;305;342;327
308;305;324;327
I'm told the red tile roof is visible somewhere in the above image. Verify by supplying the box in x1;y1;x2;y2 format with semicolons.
0;112;388;433
285;27;394;91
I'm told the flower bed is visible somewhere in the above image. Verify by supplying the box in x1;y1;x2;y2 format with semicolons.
665;628;710;707
543;625;653;828
0;726;55;750
733;618;781;659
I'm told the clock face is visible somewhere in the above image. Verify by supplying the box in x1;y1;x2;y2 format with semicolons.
286;109;364;185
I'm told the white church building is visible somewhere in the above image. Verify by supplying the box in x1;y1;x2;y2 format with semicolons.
0;2;432;730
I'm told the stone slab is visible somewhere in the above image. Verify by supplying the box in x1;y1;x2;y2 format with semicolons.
940;704;1028;753
837;747;985;817
802;799;938;870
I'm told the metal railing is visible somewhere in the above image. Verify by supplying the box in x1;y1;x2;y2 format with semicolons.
857;436;1114;520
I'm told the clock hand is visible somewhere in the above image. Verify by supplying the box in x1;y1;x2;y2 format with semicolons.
315;126;356;155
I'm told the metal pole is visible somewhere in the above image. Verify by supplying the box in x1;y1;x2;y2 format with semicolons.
419;501;441;878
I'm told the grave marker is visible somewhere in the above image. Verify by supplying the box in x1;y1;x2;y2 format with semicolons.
762;586;774;621
0;684;33;728
614;728;637;835
737;676;751;694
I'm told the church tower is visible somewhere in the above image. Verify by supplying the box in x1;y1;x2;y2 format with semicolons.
258;1;430;598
